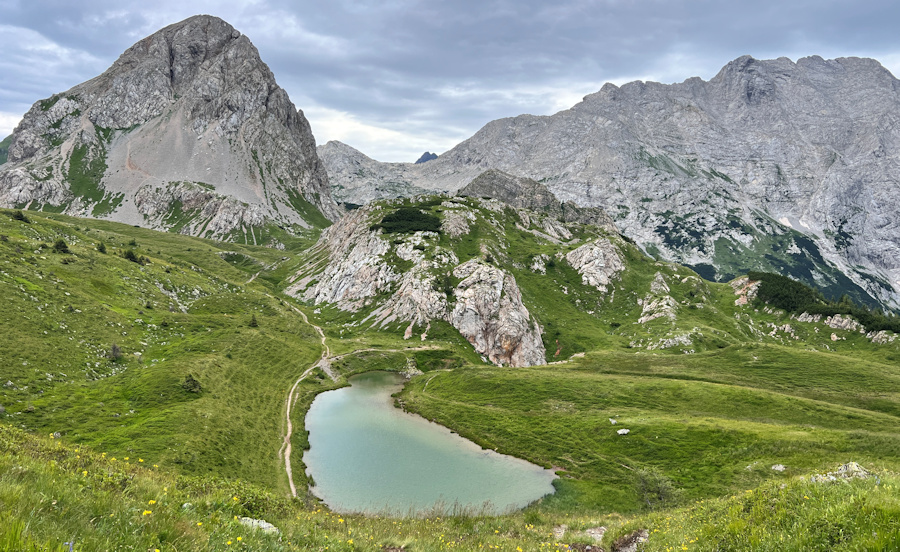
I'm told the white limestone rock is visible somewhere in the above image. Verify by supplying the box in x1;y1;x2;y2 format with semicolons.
450;260;546;367
566;238;624;294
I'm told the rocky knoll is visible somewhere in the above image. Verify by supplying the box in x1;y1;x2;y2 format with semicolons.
286;201;545;366
457;169;618;231
321;56;900;310
0;15;340;241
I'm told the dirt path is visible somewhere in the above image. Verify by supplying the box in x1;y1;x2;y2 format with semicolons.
278;298;448;497
279;364;319;498
277;297;335;497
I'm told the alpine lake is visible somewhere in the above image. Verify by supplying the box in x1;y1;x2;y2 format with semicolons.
303;371;557;515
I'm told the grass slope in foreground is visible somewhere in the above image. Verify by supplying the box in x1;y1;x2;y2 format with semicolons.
2;425;899;551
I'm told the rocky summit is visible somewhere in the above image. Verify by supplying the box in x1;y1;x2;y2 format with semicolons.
0;15;341;244
321;56;900;311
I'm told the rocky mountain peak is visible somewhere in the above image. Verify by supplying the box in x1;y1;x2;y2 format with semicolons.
415;152;438;164
1;15;341;241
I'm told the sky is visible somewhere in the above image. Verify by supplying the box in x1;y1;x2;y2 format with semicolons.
2;0;900;162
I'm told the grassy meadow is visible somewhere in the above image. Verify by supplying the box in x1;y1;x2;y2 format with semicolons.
400;346;900;513
1;203;899;551
0;209;327;492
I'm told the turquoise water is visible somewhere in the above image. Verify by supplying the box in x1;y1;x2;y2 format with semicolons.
303;371;557;515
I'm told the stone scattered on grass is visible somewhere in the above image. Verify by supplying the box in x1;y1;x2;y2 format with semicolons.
612;529;649;552
584;526;607;542
810;462;870;483
617;428;630;435
771;464;786;472
239;516;280;534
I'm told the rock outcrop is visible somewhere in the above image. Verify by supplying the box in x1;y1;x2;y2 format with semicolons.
0;15;340;240
458;169;617;231
638;272;677;323
824;314;862;332
449;260;545;367
566;238;624;294
286;200;547;366
321;56;900;310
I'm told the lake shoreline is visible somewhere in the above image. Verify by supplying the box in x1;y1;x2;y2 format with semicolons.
303;371;557;516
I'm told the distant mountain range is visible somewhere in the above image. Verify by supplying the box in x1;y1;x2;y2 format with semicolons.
320;56;900;310
0;16;896;311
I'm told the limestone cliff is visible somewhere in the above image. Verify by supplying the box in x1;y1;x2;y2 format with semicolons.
0;15;340;242
284;197;636;366
449;260;545;367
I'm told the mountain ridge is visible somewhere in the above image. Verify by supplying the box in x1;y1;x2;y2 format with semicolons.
321;55;900;311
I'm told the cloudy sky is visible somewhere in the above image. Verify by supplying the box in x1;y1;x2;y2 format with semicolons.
2;0;900;161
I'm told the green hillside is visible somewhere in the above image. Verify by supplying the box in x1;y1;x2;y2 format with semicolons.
0;209;328;491
1;203;899;551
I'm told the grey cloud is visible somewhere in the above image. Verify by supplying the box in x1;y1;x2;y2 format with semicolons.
1;0;900;160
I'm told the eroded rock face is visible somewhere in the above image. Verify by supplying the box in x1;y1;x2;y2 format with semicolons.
287;202;547;366
287;209;397;310
566;238;625;294
731;275;763;307
366;242;457;336
449;260;546;367
0;15;340;238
